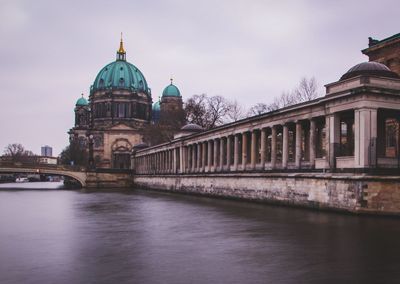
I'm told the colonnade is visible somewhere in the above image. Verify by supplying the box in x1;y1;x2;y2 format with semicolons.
134;118;324;174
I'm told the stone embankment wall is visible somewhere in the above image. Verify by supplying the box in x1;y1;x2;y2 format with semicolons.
86;172;133;188
133;173;400;215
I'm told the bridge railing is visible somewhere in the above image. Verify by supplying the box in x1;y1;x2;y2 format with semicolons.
0;158;86;172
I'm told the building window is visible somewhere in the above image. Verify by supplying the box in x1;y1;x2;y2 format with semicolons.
137;103;146;119
385;118;399;158
119;78;125;87
118;103;126;118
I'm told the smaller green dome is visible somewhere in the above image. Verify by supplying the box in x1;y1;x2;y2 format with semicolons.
76;95;88;106
162;80;181;97
152;100;160;111
152;100;161;123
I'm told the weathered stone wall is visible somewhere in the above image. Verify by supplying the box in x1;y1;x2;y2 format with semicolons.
133;173;400;215
86;172;133;188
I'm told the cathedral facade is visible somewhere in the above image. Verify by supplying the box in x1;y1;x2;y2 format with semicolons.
69;38;183;169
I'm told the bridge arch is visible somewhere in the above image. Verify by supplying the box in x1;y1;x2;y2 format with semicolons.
0;167;87;187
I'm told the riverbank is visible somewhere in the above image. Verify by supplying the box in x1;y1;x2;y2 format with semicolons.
0;181;65;189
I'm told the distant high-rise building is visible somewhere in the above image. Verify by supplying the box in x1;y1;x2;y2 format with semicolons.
41;145;53;157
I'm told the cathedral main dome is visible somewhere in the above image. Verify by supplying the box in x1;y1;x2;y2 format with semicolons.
91;39;150;94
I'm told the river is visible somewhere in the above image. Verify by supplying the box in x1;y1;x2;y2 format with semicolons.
0;182;399;283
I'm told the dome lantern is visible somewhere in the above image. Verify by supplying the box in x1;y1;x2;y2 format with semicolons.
116;33;126;61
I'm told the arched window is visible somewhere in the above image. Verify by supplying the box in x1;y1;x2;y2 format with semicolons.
118;103;126;118
119;78;125;87
99;79;104;88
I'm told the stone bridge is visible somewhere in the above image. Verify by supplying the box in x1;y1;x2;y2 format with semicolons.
0;164;133;188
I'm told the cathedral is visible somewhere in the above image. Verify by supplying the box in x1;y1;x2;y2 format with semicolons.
69;37;183;169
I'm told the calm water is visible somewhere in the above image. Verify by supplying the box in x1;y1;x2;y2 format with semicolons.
1;183;400;283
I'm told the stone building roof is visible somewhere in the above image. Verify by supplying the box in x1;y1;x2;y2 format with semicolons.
340;61;399;81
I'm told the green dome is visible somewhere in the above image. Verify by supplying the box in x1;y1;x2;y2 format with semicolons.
76;96;88;106
91;60;150;94
152;100;160;111
162;82;181;97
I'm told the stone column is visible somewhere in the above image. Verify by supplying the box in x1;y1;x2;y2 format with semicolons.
173;148;177;174
250;130;257;170
162;152;165;173
354;108;378;168
226;136;232;171
213;139;219;172
155;153;158;173
202;142;206;172
271;126;277;169
162;151;165;173
207;140;212;172
242;132;248;170
159;152;162;173
219;137;225;171
197;143;201;172
192;145;196;173
309;119;316;169
186;146;190;173
282;124;289;169
327;114;340;170
295;121;302;169
169;150;172;173
260;128;266;170
160;151;165;173
163;151;166;173
164;151;167;173
233;134;239;171
169;150;173;173
179;146;184;173
185;146;189;173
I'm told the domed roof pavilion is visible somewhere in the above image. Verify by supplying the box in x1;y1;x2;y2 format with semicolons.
340;61;399;81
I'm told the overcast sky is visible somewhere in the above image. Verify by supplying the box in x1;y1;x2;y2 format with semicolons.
0;0;399;156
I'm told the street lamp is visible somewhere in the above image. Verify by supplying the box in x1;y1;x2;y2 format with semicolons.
88;134;94;170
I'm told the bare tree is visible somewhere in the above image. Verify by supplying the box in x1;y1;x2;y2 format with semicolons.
207;95;231;128
247;77;321;118
185;94;234;129
277;90;297;108
247;103;269;116
3;143;34;157
227;100;246;122
3;143;35;163
293;77;319;102
185;94;208;127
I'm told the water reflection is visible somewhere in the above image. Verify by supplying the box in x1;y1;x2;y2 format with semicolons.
0;187;400;283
